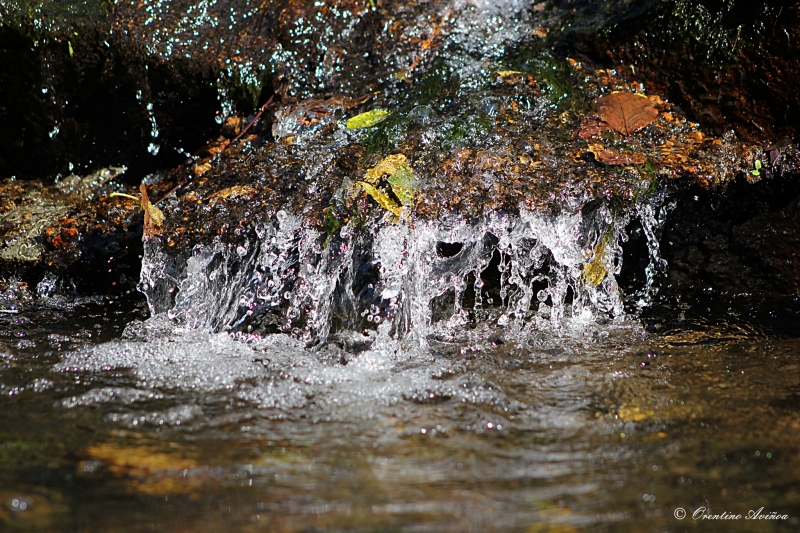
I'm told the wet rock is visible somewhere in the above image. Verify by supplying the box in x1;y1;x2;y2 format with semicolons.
584;0;800;143
658;155;800;303
0;2;221;180
0;168;142;295
2;0;799;325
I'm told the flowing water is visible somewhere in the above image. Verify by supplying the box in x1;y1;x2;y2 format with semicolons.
3;0;800;531
2;204;800;532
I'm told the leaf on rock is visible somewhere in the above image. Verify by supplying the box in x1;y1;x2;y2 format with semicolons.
346;109;391;129
386;163;415;205
207;185;257;205
358;154;417;216
140;184;165;239
575;117;612;139
193;162;212;176
588;143;646;166
358;182;402;216
364;154;411;184
595;92;658;136
494;70;523;77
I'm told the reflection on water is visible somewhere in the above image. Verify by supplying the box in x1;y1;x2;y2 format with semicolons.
1;295;799;532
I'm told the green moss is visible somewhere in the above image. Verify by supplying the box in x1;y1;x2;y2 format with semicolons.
409;59;458;108
439;114;491;149
496;49;579;110
216;68;272;116
360;111;409;158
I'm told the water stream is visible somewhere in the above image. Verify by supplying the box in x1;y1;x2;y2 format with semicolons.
3;194;800;531
2;0;800;531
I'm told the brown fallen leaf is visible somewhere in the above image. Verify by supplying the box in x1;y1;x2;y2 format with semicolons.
575;117;612;139
272;94;372;140
588;143;646;166
595;92;658;136
82;442;201;496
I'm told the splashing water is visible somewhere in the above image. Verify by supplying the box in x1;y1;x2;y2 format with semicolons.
137;196;666;350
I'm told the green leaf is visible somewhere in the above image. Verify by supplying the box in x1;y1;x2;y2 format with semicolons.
346;109;391;130
386;164;415;205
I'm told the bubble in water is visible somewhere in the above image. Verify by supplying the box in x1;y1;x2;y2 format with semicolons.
537;289;549;303
408;105;438;125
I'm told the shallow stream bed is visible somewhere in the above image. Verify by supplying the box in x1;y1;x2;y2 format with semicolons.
1;294;799;532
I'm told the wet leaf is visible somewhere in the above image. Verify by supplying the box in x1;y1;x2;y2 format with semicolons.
365;154;405;183
583;231;610;286
575;117;611;139
85;442;198;474
494;70;523;77
193;162;212;176
360;154;417;213
357;181;402;216
140;184;165;239
532;26;549;38
588;143;646;166
83;443;200;496
386;163;415;205
346;109;391;129
617;406;653;423
273;95;371;140
595;92;658;136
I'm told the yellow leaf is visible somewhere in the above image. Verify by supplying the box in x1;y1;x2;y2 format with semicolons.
206;185;257;205
358;154;418;216
140;185;165;238
364;154;410;184
346;109;391;129
358;181;401;216
193;162;212;176
582;232;610;286
83;443;200;496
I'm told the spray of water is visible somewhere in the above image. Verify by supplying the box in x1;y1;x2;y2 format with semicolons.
138;196;667;349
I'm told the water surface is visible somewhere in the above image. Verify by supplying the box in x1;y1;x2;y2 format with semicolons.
1;295;798;532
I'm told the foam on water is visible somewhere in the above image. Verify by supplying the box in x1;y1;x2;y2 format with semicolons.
72;198;662;427
57;315;265;391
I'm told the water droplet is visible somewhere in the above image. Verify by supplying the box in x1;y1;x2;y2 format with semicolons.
537;289;549;302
